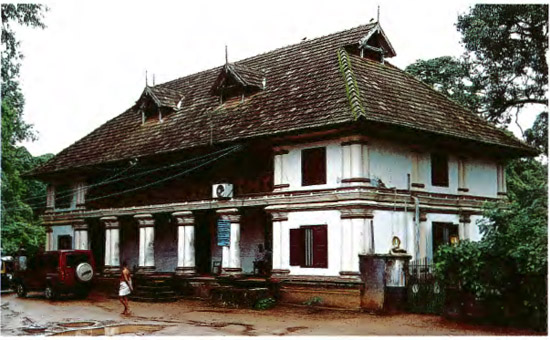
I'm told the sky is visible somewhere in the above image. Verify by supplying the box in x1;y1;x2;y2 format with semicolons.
15;0;541;156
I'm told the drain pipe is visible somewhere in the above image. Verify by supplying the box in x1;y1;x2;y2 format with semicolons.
408;174;421;261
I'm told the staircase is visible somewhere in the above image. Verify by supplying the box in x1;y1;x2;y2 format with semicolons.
130;274;178;302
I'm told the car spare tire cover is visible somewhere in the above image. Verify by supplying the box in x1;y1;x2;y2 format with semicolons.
75;263;94;282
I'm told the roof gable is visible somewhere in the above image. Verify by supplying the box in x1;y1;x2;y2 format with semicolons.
211;63;265;95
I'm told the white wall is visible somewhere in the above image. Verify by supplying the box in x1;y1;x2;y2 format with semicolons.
282;210;342;276
372;210;415;257
51;225;74;250
282;140;342;191
466;160;498;197
369;139;412;189
278;136;500;198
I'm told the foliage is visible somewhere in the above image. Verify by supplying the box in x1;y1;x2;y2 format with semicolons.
434;159;548;330
457;4;548;125
406;4;548;153
253;297;276;310
523;111;548;155
303;296;323;307
405;56;482;113
1;4;49;255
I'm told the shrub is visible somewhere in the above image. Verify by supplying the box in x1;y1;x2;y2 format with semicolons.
254;297;276;310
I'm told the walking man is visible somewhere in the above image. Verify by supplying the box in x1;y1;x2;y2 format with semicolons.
119;261;133;315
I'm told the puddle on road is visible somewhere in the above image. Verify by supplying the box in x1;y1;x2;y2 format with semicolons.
23;327;47;334
52;324;165;336
58;321;96;328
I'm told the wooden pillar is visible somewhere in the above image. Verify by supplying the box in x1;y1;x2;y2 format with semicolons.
341;136;370;186
135;214;155;274
459;214;471;241
46;184;55;212
273;148;289;191
410;148;425;191
216;208;242;276
497;163;507;198
100;216;120;275
73;220;89;250
268;210;290;277
339;206;373;279
458;157;468;194
173;211;196;276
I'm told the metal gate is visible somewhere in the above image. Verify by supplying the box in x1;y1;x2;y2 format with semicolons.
407;258;445;314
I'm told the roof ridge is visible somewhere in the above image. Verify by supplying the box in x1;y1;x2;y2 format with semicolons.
157;22;378;90
337;48;366;120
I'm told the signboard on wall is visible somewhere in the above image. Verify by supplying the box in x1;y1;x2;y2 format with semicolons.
217;219;231;246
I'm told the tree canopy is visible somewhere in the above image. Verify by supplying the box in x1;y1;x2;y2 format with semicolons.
406;4;548;155
1;4;49;255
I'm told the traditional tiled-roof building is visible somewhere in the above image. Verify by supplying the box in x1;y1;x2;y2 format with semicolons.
30;22;535;308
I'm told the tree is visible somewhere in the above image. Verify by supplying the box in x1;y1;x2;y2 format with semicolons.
406;5;548;154
457;4;548;127
435;158;547;330
408;4;548;330
405;56;482;113
1;4;48;255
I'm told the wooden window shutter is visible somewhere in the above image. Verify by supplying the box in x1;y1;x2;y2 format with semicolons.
431;153;449;187
312;225;328;268
301;147;327;186
289;228;304;266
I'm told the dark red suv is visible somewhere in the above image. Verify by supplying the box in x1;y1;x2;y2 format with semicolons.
12;250;95;300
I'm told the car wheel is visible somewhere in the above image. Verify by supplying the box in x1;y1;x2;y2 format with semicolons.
44;285;57;300
16;283;27;298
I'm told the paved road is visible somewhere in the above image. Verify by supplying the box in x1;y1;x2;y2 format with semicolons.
0;291;539;336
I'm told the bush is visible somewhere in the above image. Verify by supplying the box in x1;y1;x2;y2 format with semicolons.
434;160;548;331
254;297;276;310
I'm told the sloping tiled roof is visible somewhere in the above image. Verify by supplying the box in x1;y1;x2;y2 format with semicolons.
31;22;534;176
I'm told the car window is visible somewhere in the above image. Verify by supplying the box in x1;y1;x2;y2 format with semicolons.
65;254;89;268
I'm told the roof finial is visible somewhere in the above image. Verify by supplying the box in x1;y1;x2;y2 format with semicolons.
145;70;148;87
377;5;380;22
225;44;228;64
153;74;155;86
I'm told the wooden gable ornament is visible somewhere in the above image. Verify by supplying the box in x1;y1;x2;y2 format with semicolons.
353;23;396;62
211;63;265;101
137;86;182;123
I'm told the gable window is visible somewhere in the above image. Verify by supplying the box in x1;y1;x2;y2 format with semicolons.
289;225;328;268
431;153;449;187
301;147;326;186
432;222;458;254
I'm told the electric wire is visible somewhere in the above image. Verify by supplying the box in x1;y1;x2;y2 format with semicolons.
4;144;239;208
4;144;242;212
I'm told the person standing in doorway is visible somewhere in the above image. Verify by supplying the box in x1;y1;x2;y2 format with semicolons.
119;261;133;315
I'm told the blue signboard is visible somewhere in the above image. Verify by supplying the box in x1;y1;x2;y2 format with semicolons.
217;219;231;246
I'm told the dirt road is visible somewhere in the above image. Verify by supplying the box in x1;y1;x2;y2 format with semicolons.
0;291;539;336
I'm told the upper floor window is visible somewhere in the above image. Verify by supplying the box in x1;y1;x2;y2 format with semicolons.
54;184;73;209
431;153;448;187
301;147;326;186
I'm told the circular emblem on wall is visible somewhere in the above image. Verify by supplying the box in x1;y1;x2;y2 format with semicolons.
412;283;419;294
433;282;441;294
